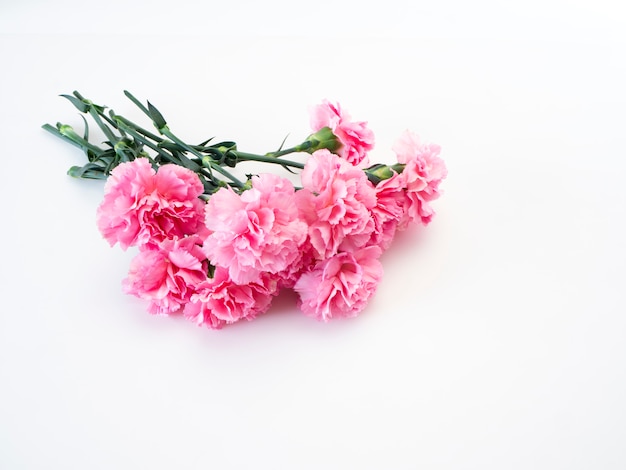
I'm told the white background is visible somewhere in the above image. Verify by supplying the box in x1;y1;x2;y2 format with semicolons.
1;1;625;469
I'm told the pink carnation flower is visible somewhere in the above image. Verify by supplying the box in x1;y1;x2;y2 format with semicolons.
183;267;279;329
97;158;205;250
202;173;308;285
310;100;374;166
294;246;383;321
295;150;376;260
271;244;316;290
392;131;447;226
123;236;209;315
368;174;406;250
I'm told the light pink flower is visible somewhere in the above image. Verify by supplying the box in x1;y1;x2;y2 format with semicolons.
183;267;279;329
310;100;374;166
294;246;383;321
202;173;308;285
392;130;447;226
368;174;406;250
123;235;209;315
97;158;205;250
271;243;316;290
295;150;376;260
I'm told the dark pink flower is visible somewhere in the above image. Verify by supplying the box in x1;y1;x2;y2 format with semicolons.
310;100;375;166
123;236;209;315
202;173;308;285
294;246;383;321
392;131;447;226
97;158;205;250
183;267;279;329
295;150;376;260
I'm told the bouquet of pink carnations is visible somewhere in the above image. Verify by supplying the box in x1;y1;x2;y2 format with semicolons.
44;91;446;329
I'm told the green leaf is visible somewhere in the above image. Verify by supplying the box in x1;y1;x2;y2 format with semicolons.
108;109;126;136
60;94;89;112
281;164;297;174
123;90;150;116
198;137;215;147
213;141;237;153
277;133;290;152
176;151;201;172
80;115;89;141
147;101;167;130
88;106;119;144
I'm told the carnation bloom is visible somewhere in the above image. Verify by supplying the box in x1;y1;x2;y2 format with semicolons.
202;173;308;285
310;100;374;166
97;158;205;250
368;174;406;250
183;267;279;329
123;236;209;315
295;150;376;260
392;130;447;226
294;246;383;321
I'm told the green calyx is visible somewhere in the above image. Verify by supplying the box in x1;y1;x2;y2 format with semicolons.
302;126;342;153
364;163;406;185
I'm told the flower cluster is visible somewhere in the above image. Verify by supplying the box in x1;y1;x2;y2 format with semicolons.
45;93;446;329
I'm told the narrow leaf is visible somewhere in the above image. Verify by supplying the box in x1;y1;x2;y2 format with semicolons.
277;133;290;152
80;115;89;141
60;94;89;112
198;136;215;147
281;164;297;174
147;101;167;130
123;90;151;117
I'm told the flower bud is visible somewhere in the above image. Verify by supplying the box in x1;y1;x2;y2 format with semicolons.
391;163;406;174
368;164;395;180
59;124;80;140
364;164;403;186
303;126;342;153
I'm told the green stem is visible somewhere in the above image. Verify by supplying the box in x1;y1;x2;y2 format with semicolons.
88;107;120;144
266;141;312;158
157;131;243;189
115;120;175;164
114;115;164;143
123;90;151;117
105;114;163;142
159;127;215;177
43;123;104;155
114;119;243;188
199;157;245;189
98;110;124;134
234;151;304;169
49;90;323;193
